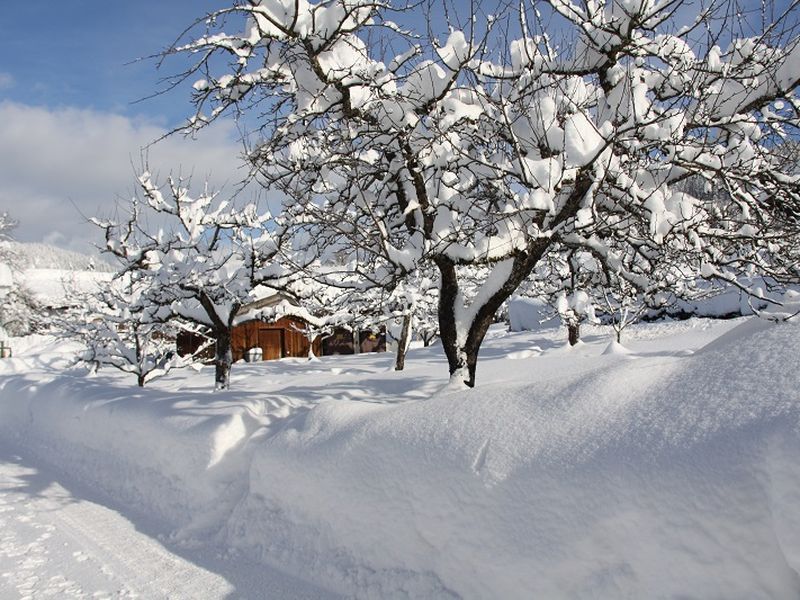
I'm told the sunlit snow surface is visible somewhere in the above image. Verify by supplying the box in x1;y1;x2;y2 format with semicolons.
0;317;799;598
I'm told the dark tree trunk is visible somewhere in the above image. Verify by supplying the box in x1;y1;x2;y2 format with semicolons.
431;170;594;388
394;313;412;371
135;334;146;387
435;249;548;388
436;258;465;384
568;322;581;346
214;328;232;390
197;294;239;392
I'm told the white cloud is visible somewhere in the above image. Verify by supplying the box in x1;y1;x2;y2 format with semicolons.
0;73;13;90
0;101;257;254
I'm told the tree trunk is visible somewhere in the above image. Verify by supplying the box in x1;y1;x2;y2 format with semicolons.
135;335;146;387
307;333;318;360
568;321;581;346
427;169;592;388
214;328;232;390
438;313;494;388
394;313;412;371
196;294;240;392
436;256;526;388
437;259;466;385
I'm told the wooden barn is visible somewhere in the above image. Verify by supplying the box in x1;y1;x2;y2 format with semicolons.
231;316;321;361
176;292;386;362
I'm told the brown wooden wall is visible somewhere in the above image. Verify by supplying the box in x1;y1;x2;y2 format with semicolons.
177;319;386;363
231;317;322;361
176;331;214;360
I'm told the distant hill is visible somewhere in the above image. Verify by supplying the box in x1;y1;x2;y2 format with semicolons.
1;241;114;272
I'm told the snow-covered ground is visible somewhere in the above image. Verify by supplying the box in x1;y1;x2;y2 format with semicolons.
0;442;339;599
0;317;799;598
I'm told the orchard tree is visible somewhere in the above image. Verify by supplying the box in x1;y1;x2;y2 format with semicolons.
58;275;179;387
525;241;697;345
95;172;290;390
166;0;800;386
525;248;599;346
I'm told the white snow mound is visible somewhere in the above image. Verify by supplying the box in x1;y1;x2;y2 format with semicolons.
0;318;798;598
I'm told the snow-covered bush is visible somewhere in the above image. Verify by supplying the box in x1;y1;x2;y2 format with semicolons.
0;214;44;336
0;286;43;336
57;275;178;387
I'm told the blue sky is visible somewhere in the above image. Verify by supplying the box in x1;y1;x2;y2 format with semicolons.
0;2;248;251
0;1;226;124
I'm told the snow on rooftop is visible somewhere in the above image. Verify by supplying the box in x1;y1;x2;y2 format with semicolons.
23;268;112;308
0;262;12;289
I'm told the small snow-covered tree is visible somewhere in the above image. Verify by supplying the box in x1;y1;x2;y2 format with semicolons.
528;248;600;346
0;214;42;336
166;0;800;386
95;172;288;390
386;271;440;370
557;290;597;346
58;276;178;386
0;213;16;242
0;287;42;336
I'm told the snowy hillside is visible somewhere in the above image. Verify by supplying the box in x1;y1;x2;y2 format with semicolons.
2;241;113;272
0;241;114;308
0;317;798;598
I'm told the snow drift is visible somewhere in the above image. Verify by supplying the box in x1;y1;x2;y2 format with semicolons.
0;319;798;598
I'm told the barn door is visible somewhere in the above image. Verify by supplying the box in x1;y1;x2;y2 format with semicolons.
258;329;284;361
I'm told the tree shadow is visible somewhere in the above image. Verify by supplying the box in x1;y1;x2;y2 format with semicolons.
0;443;80;510
0;440;341;600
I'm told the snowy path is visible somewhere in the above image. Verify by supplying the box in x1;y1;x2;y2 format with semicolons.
0;444;340;600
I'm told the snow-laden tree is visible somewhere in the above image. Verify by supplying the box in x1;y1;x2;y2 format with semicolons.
95;172;288;390
0;287;42;336
523;240;697;344
0;214;42;336
58;275;179;387
595;268;654;344
0;213;16;237
167;0;800;386
523;248;599;345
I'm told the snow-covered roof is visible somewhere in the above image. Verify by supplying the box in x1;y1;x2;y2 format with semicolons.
237;289;296;320
0;263;12;289
24;268;113;308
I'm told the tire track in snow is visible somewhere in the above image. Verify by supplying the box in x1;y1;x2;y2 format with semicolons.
0;449;234;599
53;498;235;598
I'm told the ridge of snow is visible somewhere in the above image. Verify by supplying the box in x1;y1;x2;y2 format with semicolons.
0;318;798;597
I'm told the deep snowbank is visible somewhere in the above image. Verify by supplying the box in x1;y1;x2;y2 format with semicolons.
1;319;799;598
